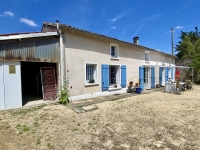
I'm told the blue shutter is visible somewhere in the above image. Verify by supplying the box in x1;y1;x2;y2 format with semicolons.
139;66;144;90
159;67;162;85
165;67;168;82
171;67;174;80
102;64;109;91
151;67;155;88
121;65;126;88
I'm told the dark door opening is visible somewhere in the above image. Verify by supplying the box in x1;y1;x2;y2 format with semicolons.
21;62;57;106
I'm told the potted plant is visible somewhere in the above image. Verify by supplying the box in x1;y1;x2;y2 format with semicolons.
176;80;180;94
135;80;139;87
114;84;117;88
186;79;192;85
129;81;134;87
89;79;95;83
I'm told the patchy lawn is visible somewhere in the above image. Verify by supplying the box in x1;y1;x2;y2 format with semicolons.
0;86;200;150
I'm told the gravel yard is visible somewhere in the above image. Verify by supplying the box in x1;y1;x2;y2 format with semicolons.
0;85;200;150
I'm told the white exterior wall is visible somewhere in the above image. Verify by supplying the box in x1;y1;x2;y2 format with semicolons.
0;62;5;109
63;31;175;100
0;62;22;110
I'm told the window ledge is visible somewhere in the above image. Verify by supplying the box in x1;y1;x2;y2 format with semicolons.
108;87;122;91
110;57;119;60
85;83;99;87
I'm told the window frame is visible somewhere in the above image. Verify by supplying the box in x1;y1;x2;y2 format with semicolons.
110;43;119;60
162;57;165;64
85;62;98;86
145;51;150;62
169;58;171;65
108;64;121;89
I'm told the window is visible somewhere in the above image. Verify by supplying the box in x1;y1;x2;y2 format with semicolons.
162;57;165;64
110;66;117;84
85;63;97;85
168;68;172;78
110;43;119;59
102;64;126;90
169;58;171;65
109;65;120;86
145;51;150;62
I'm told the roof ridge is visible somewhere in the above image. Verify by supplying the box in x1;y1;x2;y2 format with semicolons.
42;22;176;58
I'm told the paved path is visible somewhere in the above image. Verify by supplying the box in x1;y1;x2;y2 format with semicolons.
68;87;165;109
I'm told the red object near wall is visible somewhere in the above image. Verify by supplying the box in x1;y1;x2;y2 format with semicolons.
175;68;181;80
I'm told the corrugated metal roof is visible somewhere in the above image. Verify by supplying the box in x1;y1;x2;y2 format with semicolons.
0;32;40;36
0;36;59;63
43;22;176;58
0;32;58;41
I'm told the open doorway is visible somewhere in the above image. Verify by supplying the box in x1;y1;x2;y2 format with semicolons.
144;67;151;89
21;62;57;106
162;68;165;86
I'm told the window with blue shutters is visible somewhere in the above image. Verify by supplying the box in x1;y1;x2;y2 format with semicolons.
102;64;109;90
121;65;126;88
139;66;144;90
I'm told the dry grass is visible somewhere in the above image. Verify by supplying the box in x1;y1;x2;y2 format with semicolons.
0;86;200;150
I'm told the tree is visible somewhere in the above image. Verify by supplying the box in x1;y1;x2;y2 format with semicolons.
175;27;200;83
176;36;195;59
176;27;200;59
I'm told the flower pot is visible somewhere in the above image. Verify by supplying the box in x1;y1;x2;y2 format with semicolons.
176;88;180;94
135;83;139;87
114;85;117;88
89;79;95;83
136;87;142;94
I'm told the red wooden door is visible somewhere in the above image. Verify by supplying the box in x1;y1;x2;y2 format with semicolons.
40;67;57;100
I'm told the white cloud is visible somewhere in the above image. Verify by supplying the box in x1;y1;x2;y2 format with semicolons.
109;11;126;23
175;25;184;29
111;26;117;29
20;18;38;27
4;11;14;17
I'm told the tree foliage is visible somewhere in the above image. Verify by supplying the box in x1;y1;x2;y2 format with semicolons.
175;27;200;83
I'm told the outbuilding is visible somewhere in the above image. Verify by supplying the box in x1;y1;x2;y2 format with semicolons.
0;32;60;110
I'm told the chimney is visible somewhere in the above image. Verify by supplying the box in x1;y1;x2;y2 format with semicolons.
56;20;59;31
133;37;139;45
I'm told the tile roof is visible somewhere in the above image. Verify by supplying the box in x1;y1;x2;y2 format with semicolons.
43;22;176;58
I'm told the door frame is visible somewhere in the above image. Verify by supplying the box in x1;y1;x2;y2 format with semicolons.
144;67;151;89
162;68;165;86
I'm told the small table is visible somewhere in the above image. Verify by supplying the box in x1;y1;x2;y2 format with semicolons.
165;82;176;93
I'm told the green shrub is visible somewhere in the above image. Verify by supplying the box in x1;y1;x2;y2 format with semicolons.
58;84;70;105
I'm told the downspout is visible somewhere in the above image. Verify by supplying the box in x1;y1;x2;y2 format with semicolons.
62;33;67;86
56;20;62;87
56;20;67;87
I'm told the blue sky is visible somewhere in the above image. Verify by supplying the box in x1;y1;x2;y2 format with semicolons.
0;0;200;54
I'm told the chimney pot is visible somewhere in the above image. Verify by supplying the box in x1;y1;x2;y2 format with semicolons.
133;36;139;45
56;20;59;31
